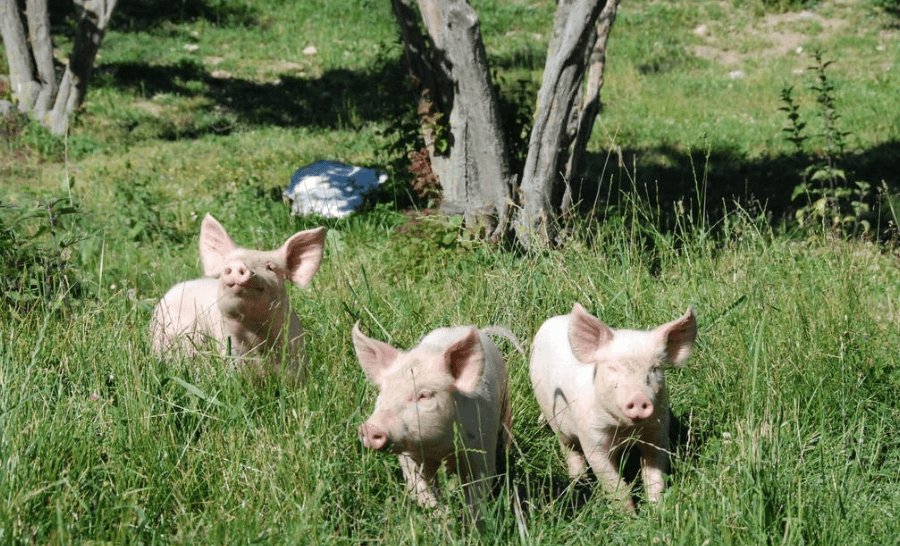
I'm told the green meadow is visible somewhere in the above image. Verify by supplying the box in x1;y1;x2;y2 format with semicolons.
1;0;899;543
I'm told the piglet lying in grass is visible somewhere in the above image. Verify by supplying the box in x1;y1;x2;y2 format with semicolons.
529;303;697;511
151;214;325;381
352;322;512;513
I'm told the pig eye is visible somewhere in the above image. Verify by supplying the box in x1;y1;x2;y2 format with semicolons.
417;390;435;402
265;262;276;272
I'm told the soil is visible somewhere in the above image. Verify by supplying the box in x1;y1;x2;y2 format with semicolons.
690;8;850;67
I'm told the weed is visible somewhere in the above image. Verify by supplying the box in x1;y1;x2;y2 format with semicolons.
779;50;873;237
0;195;89;309
388;211;488;282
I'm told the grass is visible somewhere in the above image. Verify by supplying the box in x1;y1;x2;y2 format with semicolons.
2;208;899;544
1;0;900;543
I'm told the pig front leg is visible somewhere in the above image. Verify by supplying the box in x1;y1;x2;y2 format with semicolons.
640;435;669;502
558;436;588;479
582;442;635;513
398;455;440;508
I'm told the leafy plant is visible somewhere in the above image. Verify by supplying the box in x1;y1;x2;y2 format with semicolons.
494;71;536;173
0;195;89;309
779;51;872;237
407;147;441;203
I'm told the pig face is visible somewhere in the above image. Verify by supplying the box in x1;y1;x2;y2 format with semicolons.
199;214;324;324
568;303;696;426
352;323;484;456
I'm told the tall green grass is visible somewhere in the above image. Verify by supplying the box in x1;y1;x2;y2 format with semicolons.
1;199;899;543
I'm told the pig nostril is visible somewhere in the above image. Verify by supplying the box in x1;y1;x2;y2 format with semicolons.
360;424;388;450
624;396;654;419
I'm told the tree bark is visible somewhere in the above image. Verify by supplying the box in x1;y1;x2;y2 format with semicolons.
48;0;119;134
564;0;620;192
391;0;517;238
0;0;39;110
515;0;608;249
0;0;119;134
26;0;56;117
388;0;620;249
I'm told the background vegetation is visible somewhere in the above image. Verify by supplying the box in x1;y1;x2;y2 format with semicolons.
1;0;899;543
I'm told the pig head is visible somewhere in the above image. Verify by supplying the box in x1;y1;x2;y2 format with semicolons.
352;323;511;510
151;214;325;381
529;303;696;511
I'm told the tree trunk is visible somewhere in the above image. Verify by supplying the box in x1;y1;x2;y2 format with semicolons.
0;0;40;111
26;0;56;117
0;0;118;134
390;0;620;249
515;0;609;249
564;0;620;190
391;0;517;238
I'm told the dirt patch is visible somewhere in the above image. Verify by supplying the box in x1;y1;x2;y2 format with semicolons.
690;9;847;67
134;99;165;117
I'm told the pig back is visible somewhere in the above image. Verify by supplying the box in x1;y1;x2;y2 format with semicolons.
419;327;509;451
529;313;594;435
418;327;508;407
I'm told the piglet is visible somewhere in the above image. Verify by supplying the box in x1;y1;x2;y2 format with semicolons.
529;303;696;511
352;322;512;512
151;214;325;381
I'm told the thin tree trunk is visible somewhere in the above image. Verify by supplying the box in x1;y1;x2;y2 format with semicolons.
515;0;608;248
26;0;56;118
565;0;620;189
0;0;39;110
393;0;516;238
426;0;515;235
1;0;118;133
48;0;119;135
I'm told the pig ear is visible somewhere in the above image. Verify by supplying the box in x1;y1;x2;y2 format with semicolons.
657;307;697;366
199;214;238;277
568;303;614;364
281;227;326;287
352;322;399;385
442;328;484;393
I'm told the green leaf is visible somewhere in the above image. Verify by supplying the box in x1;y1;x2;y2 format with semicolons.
813;197;828;216
791;183;809;201
171;376;223;407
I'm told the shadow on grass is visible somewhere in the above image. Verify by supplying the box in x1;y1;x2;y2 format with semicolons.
91;57;410;137
572;140;900;231
112;0;260;31
505;411;711;517
87;44;900;231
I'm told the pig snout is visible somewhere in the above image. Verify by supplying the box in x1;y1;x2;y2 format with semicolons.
222;262;253;289
359;422;389;451
622;392;654;420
